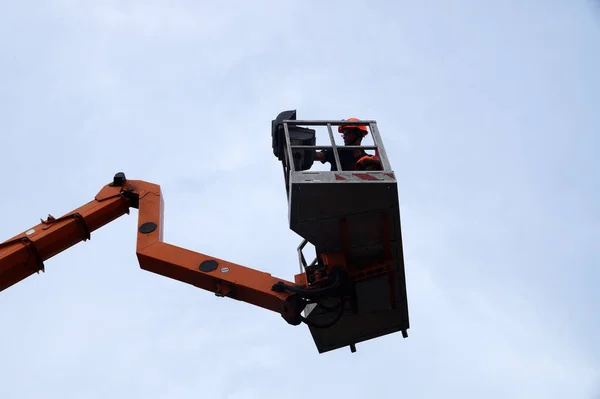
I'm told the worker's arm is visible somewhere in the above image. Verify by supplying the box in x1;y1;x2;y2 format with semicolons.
355;155;383;171
315;149;336;164
0;173;306;325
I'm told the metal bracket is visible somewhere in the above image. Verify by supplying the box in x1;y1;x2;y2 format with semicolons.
0;237;45;273
41;212;91;241
297;239;318;274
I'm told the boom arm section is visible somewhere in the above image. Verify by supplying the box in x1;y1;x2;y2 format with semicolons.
0;173;305;325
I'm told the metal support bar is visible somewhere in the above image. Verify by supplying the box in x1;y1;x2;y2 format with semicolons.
297;239;308;273
284;120;376;126
368;122;392;171
290;145;378;150
326;123;342;172
297;238;318;274
282;122;295;172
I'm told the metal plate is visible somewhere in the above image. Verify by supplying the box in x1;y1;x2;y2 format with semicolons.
288;171;409;353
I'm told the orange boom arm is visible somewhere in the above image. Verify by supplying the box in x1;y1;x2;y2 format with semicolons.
0;173;306;325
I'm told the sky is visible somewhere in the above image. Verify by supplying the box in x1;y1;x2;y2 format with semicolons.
1;0;599;398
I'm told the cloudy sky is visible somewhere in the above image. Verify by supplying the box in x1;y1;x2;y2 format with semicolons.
1;1;599;398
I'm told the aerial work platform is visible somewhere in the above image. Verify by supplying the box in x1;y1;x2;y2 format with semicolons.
271;110;409;353
0;111;410;358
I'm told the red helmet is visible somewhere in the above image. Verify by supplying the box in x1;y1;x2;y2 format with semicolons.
338;117;368;136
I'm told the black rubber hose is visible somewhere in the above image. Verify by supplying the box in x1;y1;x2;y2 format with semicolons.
272;271;343;299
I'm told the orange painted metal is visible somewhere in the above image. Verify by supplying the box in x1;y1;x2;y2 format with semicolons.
0;177;302;323
128;180;299;319
0;184;129;292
